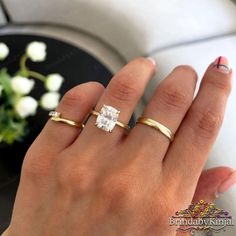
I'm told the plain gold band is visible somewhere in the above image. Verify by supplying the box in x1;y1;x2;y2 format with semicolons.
91;110;130;130
49;111;84;129
50;117;84;128
137;117;174;141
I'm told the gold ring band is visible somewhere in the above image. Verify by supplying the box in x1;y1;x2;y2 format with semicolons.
91;109;130;131
137;117;174;141
49;111;84;129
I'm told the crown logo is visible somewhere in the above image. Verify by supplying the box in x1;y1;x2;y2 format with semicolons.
170;200;234;235
175;200;231;219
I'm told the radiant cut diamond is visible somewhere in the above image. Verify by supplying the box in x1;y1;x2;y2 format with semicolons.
96;105;120;132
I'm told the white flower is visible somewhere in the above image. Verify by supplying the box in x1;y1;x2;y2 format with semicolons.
0;85;3;96
26;41;46;62
45;74;64;92
0;42;9;60
15;96;38;118
41;92;60;110
11;76;35;95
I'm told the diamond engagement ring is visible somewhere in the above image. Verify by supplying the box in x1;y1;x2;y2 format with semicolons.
49;111;84;128
91;105;130;132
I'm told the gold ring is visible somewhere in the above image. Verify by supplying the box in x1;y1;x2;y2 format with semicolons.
137;117;174;141
91;105;130;132
49;111;84;129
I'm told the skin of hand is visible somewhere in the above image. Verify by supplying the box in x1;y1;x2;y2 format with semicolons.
2;57;235;236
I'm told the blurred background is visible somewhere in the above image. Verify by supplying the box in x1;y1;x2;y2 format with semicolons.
0;0;236;235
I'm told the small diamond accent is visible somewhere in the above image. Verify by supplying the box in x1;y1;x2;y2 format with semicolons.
49;111;61;118
95;105;120;132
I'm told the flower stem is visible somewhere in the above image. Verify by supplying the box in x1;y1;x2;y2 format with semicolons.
20;54;28;74
19;54;47;82
27;70;47;82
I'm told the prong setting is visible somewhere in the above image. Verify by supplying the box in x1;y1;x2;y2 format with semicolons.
95;105;120;132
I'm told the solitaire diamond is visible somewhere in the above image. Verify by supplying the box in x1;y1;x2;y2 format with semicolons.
49;111;61;118
95;105;120;132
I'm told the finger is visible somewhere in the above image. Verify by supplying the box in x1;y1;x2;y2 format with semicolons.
176;167;236;236
1;229;9;236
32;82;104;153
78;57;156;145
164;56;233;189
130;65;197;163
193;167;236;202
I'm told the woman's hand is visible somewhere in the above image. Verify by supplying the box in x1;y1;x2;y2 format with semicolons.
4;57;235;236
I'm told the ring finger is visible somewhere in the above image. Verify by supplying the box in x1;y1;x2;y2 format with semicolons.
131;65;198;162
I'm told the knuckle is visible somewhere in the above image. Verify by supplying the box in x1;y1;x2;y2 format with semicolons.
158;85;188;110
108;75;139;102
100;173;137;211
173;65;198;79
194;108;223;140
22;153;52;180
57;162;95;195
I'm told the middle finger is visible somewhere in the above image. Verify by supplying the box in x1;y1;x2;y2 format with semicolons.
75;57;156;147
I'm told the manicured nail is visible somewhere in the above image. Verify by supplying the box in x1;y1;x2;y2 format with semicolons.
212;56;231;74
215;171;236;198
146;57;156;66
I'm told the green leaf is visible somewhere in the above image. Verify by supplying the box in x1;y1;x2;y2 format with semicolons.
0;68;13;96
0;69;29;145
0;106;28;145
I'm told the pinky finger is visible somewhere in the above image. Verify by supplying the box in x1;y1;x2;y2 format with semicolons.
164;56;233;190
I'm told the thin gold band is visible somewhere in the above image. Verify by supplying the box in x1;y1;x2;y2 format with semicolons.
91;110;130;130
137;117;174;141
49;112;84;129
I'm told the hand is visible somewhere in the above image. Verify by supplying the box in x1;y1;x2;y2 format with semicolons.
4;57;234;236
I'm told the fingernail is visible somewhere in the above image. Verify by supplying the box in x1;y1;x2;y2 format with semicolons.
215;171;236;198
146;57;156;66
212;56;231;74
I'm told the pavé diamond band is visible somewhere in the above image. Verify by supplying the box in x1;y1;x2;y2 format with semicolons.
91;105;130;132
49;111;84;129
137;117;174;141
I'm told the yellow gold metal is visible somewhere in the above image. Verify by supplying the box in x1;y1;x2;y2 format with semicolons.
137;117;174;141
90;110;130;131
49;111;84;129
